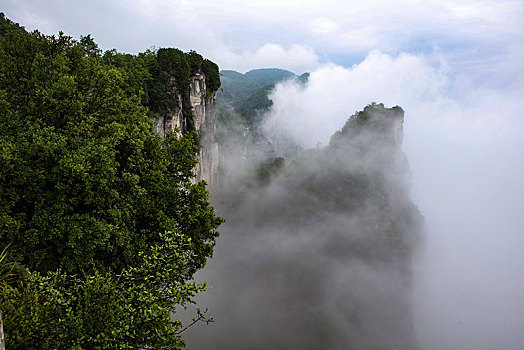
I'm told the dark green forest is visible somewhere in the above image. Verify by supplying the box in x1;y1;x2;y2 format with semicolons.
0;13;222;349
218;68;307;123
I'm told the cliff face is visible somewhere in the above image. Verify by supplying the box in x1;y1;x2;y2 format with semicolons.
191;74;219;193
154;72;219;194
154;76;184;138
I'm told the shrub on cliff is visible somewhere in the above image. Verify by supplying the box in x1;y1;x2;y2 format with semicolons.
0;15;223;348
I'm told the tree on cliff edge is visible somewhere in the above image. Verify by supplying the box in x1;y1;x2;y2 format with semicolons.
0;15;223;348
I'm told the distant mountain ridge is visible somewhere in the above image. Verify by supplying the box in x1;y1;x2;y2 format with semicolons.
218;68;308;127
244;68;296;86
219;68;299;106
215;68;309;192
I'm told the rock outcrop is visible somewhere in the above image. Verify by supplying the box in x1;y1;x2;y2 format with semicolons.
154;77;184;138
190;103;422;350
154;72;219;195
191;74;219;193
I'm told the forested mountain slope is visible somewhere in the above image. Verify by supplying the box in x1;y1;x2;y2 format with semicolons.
0;13;222;349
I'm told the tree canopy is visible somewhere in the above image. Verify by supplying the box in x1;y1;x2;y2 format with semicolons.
0;14;222;349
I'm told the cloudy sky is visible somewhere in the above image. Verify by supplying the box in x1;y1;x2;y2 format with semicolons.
2;0;523;74
4;1;524;349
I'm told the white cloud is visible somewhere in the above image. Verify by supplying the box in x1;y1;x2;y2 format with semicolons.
264;50;449;148
263;48;524;349
340;27;381;49
214;43;319;74
311;17;340;33
443;0;524;24
3;0;523;79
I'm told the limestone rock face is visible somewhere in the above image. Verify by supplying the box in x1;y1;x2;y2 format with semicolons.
154;77;183;138
190;73;206;131
194;87;218;196
155;73;219;195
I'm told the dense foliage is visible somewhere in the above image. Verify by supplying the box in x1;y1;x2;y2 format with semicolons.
104;48;220;122
236;83;276;125
0;14;222;348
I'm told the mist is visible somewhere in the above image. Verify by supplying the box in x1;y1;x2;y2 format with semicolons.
259;50;524;349
189;102;421;349
2;1;523;348
186;47;524;349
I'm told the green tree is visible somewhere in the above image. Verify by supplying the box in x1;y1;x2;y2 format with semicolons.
0;16;222;348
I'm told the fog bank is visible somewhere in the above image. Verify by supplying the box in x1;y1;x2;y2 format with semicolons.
260;50;524;349
181;40;524;348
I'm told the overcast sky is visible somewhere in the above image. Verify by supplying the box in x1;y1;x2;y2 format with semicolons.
3;1;524;349
2;0;523;74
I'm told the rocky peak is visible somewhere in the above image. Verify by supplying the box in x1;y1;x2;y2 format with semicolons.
330;102;404;153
